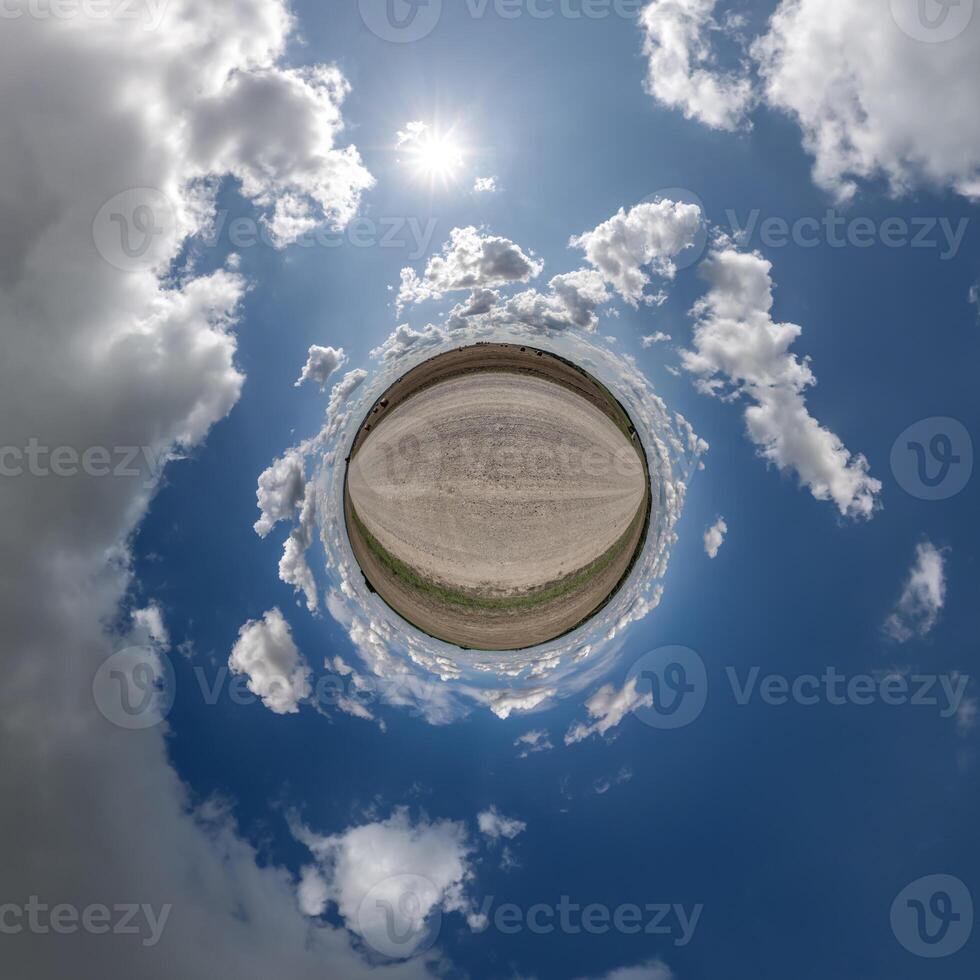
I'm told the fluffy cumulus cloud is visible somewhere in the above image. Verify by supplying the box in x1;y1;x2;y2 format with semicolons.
565;677;653;744
754;0;980;201
0;2;465;977
295;344;347;390
397;225;544;311
254;451;319;610
293;809;476;957
570;200;703;306
703;516;727;558
639;0;980;201
642;332;672;347
640;0;754;130
883;540;948;642
254;450;307;536
681;246;881;519
229;609;312;714
187;65;374;244
474;176;498;193
476;807;527;840
505;269;612;333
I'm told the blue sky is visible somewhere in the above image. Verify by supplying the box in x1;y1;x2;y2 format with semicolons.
2;1;979;978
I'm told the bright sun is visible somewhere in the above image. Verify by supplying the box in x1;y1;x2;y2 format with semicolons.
399;123;466;185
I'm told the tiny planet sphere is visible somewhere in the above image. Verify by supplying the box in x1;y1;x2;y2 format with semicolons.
344;343;652;650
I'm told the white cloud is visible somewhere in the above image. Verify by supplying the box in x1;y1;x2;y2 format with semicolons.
640;0;754;130
883;541;948;642
397;226;544;311
0;3;450;978
639;0;980;202
754;0;980;201
681;246;881;519
327;367;368;417
703;516;727;558
293;809;475;957
641;332;672;347
474;176;498;193
369;322;445;363
505;269;612;333
396;120;428;147
578;960;674;980
445;288;502;329
514;728;554;758
570;199;703;306
295;344;346;390
132;603;170;649
476;806;527;840
229;608;312;714
278;481;319;612
487;687;555;719
188;64;374;245
254;450;306;537
565;677;652;744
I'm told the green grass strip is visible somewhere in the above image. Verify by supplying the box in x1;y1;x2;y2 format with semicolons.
349;503;646;614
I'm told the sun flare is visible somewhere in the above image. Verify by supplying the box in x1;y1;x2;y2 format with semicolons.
398;122;466;185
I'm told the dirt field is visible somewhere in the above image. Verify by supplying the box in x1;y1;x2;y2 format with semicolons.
344;343;651;650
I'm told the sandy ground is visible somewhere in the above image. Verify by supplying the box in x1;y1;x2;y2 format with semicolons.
348;373;646;592
343;343;652;650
